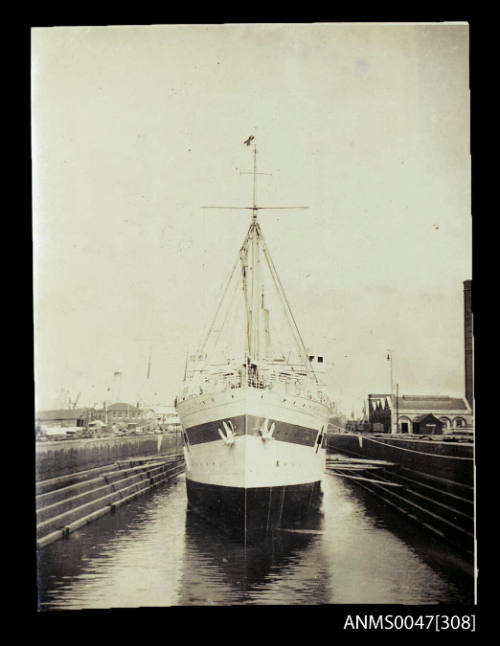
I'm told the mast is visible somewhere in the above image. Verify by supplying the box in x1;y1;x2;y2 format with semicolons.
240;235;251;358
250;146;259;362
201;138;316;379
146;345;152;380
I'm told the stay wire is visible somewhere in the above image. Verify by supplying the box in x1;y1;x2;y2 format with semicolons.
257;223;319;383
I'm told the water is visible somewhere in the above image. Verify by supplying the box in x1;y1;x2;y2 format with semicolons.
37;465;474;608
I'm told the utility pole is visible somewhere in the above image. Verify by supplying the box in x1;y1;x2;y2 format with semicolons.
396;383;399;434
387;350;393;396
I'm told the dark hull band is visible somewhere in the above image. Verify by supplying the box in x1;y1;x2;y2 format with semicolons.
185;414;323;448
186;478;323;541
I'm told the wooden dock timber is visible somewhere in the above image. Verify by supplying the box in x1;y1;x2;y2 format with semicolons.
36;451;185;549
325;448;474;559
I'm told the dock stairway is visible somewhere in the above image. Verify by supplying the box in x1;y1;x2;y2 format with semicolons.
326;455;474;558
36;451;184;549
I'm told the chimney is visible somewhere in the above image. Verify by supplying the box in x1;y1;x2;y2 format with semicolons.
463;280;473;411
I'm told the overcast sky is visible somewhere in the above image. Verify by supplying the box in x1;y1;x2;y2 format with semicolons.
32;23;470;415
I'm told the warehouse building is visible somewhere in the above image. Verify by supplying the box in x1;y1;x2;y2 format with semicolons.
367;394;472;434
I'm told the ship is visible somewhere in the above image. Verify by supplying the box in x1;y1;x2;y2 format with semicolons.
175;141;331;541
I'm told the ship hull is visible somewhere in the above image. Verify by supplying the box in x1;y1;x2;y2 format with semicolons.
176;387;329;539
186;478;323;540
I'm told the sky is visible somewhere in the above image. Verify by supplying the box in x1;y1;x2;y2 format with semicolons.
32;23;471;415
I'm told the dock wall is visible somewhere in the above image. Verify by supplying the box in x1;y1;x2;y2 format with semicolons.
36;435;182;481
325;454;474;558
36;454;185;549
327;434;473;487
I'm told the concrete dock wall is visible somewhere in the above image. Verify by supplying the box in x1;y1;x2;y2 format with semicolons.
36;434;182;481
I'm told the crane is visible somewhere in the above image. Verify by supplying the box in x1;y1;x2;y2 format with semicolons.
70;392;81;409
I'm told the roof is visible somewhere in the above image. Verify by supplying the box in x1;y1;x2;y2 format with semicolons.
395;396;468;411
104;402;141;412
36;408;91;421
45;428;71;435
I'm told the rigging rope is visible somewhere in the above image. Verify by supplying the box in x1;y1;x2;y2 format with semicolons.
191;216;322;396
257;223;318;383
211;262;244;355
197;231;249;358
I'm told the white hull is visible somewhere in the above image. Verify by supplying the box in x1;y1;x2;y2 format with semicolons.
177;386;329;489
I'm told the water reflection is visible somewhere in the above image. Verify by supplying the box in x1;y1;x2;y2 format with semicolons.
178;509;329;605
319;473;473;604
38;478;187;609
37;470;473;609
331;478;474;599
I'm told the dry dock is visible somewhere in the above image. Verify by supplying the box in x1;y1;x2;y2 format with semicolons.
327;433;474;558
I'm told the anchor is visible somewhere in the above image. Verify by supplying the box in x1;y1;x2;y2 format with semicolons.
218;420;235;446
259;418;275;442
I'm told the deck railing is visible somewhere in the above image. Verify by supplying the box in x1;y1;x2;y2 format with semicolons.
179;364;330;407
